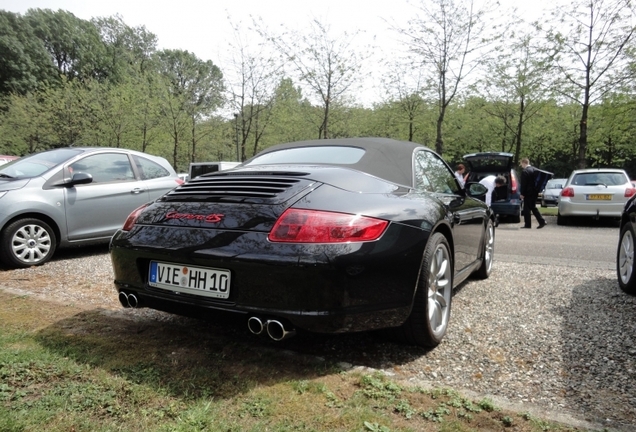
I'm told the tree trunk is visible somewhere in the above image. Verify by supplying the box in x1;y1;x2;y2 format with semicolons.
578;103;589;169
435;108;445;155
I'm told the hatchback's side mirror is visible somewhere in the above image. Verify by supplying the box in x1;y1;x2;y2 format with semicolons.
68;172;93;186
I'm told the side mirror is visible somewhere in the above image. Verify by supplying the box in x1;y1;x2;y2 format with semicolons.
466;182;488;197
67;172;93;186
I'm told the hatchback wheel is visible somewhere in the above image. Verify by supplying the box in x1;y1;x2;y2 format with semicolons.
397;233;453;347
0;218;57;268
617;223;636;295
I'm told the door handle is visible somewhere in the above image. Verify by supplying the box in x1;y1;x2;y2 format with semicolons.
130;188;143;194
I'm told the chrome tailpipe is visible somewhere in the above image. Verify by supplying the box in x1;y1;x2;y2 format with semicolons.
266;319;296;341
247;316;265;335
247;317;296;341
118;291;140;308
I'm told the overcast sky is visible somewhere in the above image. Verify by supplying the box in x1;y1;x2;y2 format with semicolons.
2;0;558;61
2;0;559;105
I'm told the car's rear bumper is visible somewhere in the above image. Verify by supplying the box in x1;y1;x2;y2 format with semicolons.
541;196;559;206
558;199;624;217
491;200;521;216
110;223;427;333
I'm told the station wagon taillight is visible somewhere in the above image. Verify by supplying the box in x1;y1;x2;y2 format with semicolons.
625;188;636;198
269;209;388;243
510;171;518;194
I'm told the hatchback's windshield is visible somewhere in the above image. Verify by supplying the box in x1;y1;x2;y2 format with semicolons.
0;149;82;179
245;146;364;166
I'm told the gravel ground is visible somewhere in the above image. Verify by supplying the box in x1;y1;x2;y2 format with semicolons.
1;241;635;431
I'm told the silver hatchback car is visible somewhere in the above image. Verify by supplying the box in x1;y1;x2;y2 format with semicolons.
557;168;635;225
0;147;183;268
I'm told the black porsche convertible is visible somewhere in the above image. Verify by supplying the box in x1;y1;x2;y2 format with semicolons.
109;138;495;347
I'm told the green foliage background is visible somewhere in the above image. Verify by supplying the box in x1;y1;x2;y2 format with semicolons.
1;7;635;178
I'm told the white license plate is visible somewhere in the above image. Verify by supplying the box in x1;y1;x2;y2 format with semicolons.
149;261;230;299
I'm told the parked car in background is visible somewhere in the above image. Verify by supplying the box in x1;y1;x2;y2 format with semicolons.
617;195;636;295
0;147;183;268
463;152;521;223
558;168;635;225
0;155;19;165
540;178;567;207
110;138;495;348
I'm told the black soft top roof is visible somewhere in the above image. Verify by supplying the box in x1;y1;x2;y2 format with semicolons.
247;137;428;186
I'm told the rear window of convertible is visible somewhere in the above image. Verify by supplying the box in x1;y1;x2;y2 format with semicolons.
245;146;364;165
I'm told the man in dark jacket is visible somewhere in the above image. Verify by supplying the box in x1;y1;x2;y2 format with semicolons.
520;158;546;229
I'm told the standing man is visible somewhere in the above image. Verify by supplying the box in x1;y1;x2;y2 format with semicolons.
520;158;546;229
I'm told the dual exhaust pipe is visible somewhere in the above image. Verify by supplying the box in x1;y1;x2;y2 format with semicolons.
118;291;140;308
248;316;296;341
118;292;295;341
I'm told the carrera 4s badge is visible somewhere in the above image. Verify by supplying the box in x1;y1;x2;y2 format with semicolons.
165;212;224;223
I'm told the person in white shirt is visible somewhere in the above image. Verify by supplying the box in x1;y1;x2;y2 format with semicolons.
454;163;468;187
479;175;506;206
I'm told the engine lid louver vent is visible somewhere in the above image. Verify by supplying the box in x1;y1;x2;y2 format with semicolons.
164;172;314;203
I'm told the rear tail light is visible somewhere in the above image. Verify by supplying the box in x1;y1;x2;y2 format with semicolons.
510;171;518;194
122;204;149;231
175;178;184;185
626;188;636;198
561;187;574;198
269;209;389;243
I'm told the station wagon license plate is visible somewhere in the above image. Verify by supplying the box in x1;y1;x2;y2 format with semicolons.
149;261;230;299
587;194;612;200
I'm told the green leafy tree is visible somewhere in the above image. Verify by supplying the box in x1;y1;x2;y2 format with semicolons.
224;18;282;160
156;49;224;170
395;0;501;156
92;15;158;83
24;8;107;81
545;0;636;169
481;33;553;164
381;60;429;142
0;91;54;154
0;11;55;95
259;17;369;139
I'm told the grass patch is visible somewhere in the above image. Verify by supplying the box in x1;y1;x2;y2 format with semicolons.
539;206;559;216
0;290;592;431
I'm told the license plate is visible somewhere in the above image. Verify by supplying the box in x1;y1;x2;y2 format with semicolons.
587;194;612;200
149;261;230;299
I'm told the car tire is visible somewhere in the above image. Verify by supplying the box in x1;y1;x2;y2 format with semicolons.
396;232;453;348
474;218;494;279
557;213;569;226
510;215;520;224
617;222;636;295
0;218;57;268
